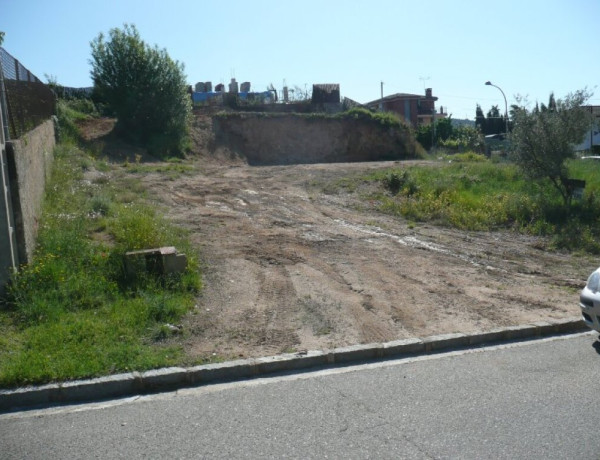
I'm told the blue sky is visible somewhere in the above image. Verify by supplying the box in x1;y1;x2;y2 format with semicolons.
2;0;599;119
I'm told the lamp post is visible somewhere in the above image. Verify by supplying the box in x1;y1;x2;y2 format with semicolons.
485;81;508;136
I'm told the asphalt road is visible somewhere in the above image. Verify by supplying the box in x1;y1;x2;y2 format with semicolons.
1;332;599;459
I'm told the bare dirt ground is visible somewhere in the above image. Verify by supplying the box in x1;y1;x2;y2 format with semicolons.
82;116;593;361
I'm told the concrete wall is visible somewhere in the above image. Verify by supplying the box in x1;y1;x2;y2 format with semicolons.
6;118;55;265
213;113;418;166
0;109;18;298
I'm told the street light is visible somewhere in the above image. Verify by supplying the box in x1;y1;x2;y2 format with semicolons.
485;81;508;136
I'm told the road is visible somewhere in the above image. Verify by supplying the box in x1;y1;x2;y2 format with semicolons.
1;332;599;459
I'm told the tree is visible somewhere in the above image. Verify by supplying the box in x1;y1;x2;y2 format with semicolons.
90;24;191;156
510;89;592;208
416;117;454;150
0;31;5;46
435;117;453;141
475;104;486;134
486;105;504;135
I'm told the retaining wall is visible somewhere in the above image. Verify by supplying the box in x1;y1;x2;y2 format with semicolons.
6;118;55;264
213;113;418;165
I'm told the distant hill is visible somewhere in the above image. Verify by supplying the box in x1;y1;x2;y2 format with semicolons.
451;118;475;128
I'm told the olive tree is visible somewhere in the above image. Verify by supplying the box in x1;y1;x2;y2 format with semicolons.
510;89;592;208
90;24;191;156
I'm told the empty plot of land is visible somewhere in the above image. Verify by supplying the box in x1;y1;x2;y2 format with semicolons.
141;158;590;360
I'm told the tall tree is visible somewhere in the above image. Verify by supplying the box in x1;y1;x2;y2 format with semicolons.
90;24;191;156
475;104;486;134
510;89;592;208
548;92;557;112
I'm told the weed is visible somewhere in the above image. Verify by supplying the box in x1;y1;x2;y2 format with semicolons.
353;157;600;252
0;137;201;388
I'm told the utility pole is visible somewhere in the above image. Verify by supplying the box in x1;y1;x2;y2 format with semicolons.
380;81;384;112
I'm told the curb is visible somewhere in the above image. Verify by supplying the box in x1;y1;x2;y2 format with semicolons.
0;317;590;413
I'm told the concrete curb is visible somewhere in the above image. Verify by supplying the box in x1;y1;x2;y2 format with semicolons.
0;317;590;413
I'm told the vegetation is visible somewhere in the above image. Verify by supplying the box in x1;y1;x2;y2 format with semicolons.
215;107;411;129
336;107;410;129
416;117;484;152
0;103;201;388
509;90;592;208
90;24;191;157
475;104;508;135
335;154;600;253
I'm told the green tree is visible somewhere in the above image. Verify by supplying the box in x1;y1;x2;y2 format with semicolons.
435;117;453;141
475;104;486;134
510;89;592;208
452;125;484;152
416;117;454;150
486;105;503;135
90;24;191;156
0;31;5;46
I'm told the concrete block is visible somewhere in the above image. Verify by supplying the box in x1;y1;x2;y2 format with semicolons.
124;246;187;277
187;359;257;385
551;317;587;334
531;321;553;336
255;350;330;374
139;367;188;391
0;383;59;413
382;338;424;357
163;252;188;274
467;328;508;346
504;324;539;340
57;373;136;403
422;333;469;352
332;343;383;364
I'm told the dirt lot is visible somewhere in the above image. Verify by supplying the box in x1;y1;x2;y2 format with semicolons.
83;116;593;361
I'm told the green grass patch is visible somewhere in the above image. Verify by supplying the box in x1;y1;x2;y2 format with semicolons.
122;162;195;178
0;141;202;388
355;157;600;252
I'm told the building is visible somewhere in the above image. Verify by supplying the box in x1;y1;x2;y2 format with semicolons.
365;88;447;128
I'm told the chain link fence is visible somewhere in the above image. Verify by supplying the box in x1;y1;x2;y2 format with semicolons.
0;47;55;140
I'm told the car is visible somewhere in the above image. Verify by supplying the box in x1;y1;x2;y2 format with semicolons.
579;267;600;332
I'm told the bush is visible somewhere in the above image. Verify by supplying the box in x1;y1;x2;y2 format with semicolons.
90;24;191;157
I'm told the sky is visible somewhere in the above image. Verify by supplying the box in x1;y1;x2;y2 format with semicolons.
2;0;599;120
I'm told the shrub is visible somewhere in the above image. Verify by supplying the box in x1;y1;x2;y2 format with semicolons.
90;24;191;157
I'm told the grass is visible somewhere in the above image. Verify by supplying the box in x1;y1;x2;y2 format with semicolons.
0;132;202;388
339;156;600;253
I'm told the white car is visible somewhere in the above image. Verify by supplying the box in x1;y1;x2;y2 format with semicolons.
580;268;600;332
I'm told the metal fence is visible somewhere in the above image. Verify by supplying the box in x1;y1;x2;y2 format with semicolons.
0;47;55;140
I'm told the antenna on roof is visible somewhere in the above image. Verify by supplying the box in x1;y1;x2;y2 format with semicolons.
419;76;431;90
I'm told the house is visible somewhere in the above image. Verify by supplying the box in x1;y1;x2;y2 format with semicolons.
365;88;447;128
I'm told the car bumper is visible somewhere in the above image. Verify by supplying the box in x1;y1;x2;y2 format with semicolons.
580;287;600;332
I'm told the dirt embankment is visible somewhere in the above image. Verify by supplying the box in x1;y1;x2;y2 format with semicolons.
212;112;417;165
